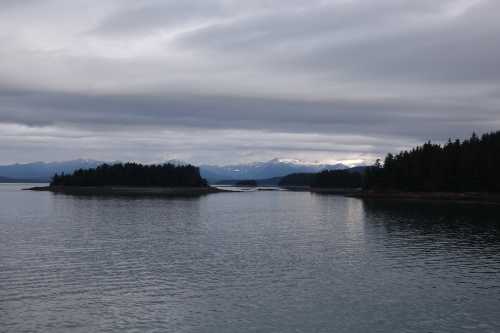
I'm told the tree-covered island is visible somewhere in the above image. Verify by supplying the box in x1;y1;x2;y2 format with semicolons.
51;163;207;187
26;131;500;203
29;163;223;196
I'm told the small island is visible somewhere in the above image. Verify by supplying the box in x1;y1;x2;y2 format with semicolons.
27;162;224;197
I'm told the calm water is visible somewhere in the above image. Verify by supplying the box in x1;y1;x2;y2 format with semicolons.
1;184;499;332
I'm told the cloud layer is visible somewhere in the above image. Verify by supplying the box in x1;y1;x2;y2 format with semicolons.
0;0;499;164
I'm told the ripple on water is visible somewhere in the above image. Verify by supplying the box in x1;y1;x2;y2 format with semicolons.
1;185;500;332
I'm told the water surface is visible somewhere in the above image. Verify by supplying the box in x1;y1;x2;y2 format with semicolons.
1;184;499;332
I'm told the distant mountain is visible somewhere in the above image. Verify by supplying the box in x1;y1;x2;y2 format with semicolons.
0;159;105;182
0;158;364;184
279;166;368;187
213;165;368;187
0;176;47;183
200;158;349;182
346;165;369;174
214;177;283;186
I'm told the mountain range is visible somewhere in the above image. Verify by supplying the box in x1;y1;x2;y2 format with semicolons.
0;159;104;182
199;158;349;182
0;158;357;183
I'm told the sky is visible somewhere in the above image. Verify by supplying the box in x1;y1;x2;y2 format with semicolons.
1;0;499;165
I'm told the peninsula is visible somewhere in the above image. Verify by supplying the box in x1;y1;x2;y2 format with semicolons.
352;131;500;205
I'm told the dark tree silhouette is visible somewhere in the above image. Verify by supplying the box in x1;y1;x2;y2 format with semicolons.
51;163;208;187
278;173;316;187
279;171;362;188
314;170;363;188
364;131;500;192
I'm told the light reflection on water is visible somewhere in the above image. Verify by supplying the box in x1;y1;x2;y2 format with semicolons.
1;184;499;332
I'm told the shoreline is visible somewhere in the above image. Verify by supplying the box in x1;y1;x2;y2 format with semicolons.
349;191;500;205
24;185;500;205
282;186;362;195
310;188;362;195
282;186;500;205
26;185;228;197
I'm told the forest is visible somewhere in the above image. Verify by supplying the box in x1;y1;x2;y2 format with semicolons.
315;170;363;188
278;173;316;187
49;131;500;192
51;163;208;187
364;131;500;192
279;170;362;188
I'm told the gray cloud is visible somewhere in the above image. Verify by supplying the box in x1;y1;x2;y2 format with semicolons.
90;1;227;37
0;0;499;165
1;88;495;139
177;0;500;83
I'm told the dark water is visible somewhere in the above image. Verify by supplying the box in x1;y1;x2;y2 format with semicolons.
1;184;499;333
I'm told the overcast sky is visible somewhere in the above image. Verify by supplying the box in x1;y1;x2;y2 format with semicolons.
1;0;499;165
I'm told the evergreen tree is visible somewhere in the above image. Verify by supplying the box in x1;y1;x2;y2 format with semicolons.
364;131;500;192
51;163;208;187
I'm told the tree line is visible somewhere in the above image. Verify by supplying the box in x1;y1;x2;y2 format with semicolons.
364;131;500;192
49;131;500;192
51;163;208;187
279;170;362;188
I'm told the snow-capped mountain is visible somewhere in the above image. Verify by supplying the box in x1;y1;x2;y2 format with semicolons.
0;158;354;183
199;158;349;182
